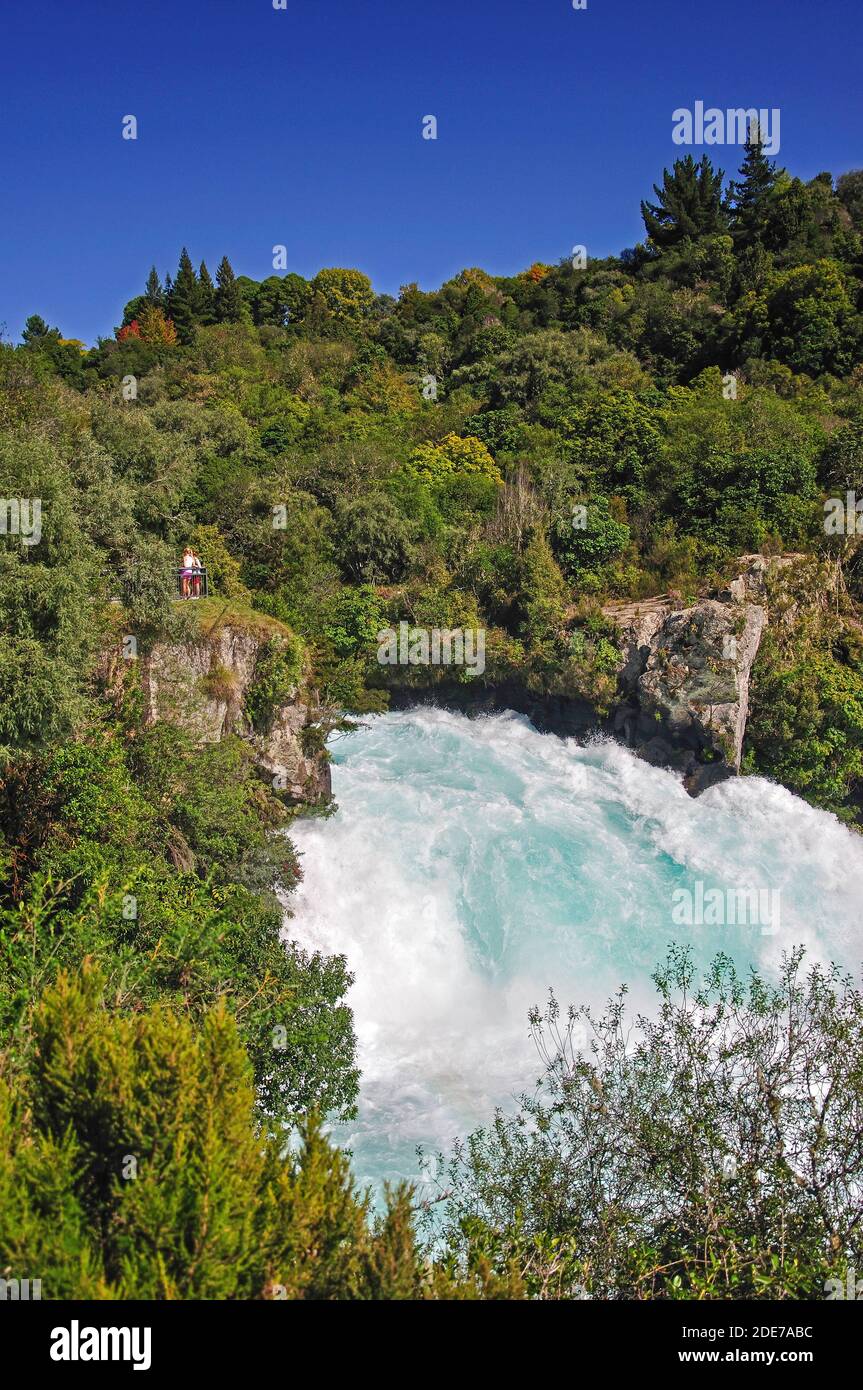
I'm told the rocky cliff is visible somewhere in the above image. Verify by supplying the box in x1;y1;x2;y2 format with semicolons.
601;555;814;792
137;619;331;803
389;556;806;795
604;594;763;793
119;559;809;803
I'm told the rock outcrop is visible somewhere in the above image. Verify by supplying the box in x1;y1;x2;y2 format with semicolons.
605;591;767;793
598;554;845;791
389;557;786;795
138;621;331;803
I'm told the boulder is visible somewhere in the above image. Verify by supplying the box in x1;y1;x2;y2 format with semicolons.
603;584;767;793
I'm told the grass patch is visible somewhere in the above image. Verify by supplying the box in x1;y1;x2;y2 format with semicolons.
179;598;294;642
199;662;238;703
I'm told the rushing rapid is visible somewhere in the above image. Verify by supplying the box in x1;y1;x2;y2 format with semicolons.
284;708;863;1190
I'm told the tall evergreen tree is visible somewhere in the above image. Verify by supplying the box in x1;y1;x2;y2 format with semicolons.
196;260;217;324
729;122;778;244
215;255;244;323
21;314;54;345
641;154;727;249
169;248;198;343
144;265;164;306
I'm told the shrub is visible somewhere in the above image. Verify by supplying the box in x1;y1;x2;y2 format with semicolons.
246;634;305;732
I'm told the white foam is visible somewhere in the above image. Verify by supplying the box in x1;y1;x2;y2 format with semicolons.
284;709;863;1187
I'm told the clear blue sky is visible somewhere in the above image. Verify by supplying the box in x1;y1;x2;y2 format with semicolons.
1;0;860;346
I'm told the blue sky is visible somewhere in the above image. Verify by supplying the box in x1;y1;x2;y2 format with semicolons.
1;0;860;346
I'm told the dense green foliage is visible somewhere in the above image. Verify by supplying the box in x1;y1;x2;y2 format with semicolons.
0;728;358;1125
3;139;863;1298
429;947;863;1301
0;965;519;1299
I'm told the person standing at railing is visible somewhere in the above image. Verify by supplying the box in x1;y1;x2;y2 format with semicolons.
180;546;203;598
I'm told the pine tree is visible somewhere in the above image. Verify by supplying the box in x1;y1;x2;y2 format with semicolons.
641;154;727;249
21;314;54;344
0;966;429;1300
169;248;198;343
215;255;244;323
729;123;778;244
144;265;164;306
196;260;217;324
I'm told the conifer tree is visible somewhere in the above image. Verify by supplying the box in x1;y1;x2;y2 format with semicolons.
641;154;727;249
169;247;198;343
196;260;217;324
729;122;778;244
215;255;244;322
0;966;427;1299
144;265;164;306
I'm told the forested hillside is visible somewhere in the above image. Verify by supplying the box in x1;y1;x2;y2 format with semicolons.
3;135;863;1298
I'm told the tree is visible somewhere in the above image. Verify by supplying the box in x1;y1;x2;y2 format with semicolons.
144;266;164;306
334;495;416;583
515;529;568;649
251;275;292;328
641;155;727;249
280;271;312;326
729;125;778;244
407;433;503;486
21;314;56;345
0;430;100;751
196;260;217;324
137;305;178;346
763;258;858;376
836;169;863;230
551;495;630;578
0;965;419;1299
309;268;375;325
215;255;244;322
169;248;198;344
560;390;667;519
432;947;863;1299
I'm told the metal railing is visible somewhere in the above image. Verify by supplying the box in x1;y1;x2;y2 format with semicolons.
175;566;209;599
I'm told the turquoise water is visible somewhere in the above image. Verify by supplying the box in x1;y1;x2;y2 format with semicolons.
285;708;863;1191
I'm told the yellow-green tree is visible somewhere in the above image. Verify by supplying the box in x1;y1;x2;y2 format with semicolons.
0;966;416;1298
310;268;375;324
407;433;503;486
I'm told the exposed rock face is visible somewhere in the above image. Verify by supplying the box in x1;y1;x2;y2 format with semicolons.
606;594;766;793
388;562;780;795
718;552;803;604
143;627;258;742
250;703;329;803
140;625;331;803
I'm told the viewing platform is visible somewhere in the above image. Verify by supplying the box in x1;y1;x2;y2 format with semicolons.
175;566;209;599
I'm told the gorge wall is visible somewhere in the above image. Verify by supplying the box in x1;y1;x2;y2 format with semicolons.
389;556;820;795
110;556;825;802
133;621;331;803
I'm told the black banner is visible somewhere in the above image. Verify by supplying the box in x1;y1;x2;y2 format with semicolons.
5;1298;857;1376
